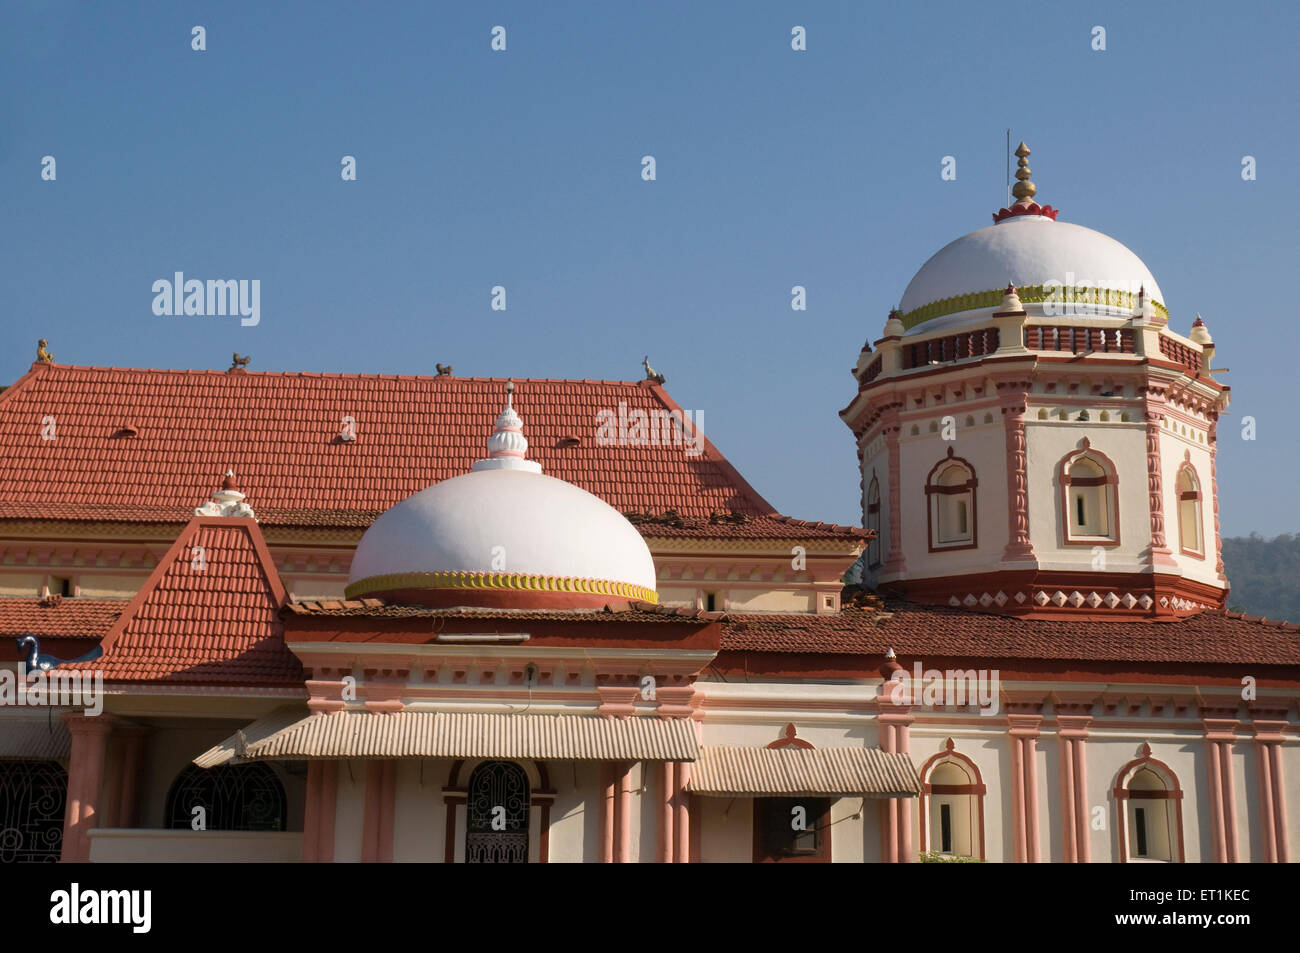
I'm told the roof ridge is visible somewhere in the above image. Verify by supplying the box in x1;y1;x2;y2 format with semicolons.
22;362;649;386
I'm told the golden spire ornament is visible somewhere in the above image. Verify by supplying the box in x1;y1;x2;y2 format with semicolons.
1011;142;1036;205
993;140;1057;223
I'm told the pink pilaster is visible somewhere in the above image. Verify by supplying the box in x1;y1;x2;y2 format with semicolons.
1058;714;1091;863
1058;738;1076;863
600;762;615;863
1206;740;1226;862
303;766;320;863
1219;742;1238;862
361;760;396;863
1071;736;1089;863
113;724;149;829
614;761;632;863
1008;712;1042;863
674;761;691;864
896;716;913;863
1202;715;1241;863
1024;742;1040;863
1208;420;1226;582
1248;715;1290;862
1009;736;1025;863
1142;396;1178;570
659;761;675;863
303;760;339;863
999;384;1035;561
61;713;117;863
881;408;906;574
1257;743;1277;864
878;709;913;862
1271;746;1289;863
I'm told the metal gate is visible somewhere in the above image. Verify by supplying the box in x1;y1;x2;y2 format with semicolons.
465;761;530;863
0;761;67;863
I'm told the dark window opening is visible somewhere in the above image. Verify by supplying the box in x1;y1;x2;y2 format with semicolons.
940;803;952;853
757;797;829;861
1135;807;1148;857
1076;496;1086;526
705;592;717;612
165;763;286;831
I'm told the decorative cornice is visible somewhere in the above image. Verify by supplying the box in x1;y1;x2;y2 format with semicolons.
900;284;1167;332
344;570;658;604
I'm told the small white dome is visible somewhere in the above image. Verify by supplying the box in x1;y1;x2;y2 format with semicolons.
898;217;1163;334
345;382;657;607
347;469;657;598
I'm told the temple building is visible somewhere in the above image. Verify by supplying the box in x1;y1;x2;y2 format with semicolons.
0;146;1295;863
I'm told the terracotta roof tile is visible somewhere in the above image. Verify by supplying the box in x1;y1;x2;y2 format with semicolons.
720;599;1300;666
0;597;124;640
62;516;302;686
0;364;857;539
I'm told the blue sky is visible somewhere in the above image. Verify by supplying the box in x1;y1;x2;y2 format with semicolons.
3;0;1297;535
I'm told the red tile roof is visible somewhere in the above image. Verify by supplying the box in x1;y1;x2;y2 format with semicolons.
0;597;124;640
0;363;860;540
63;516;302;686
720;599;1300;666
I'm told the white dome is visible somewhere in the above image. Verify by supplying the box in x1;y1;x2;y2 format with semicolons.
898;216;1163;329
348;468;657;598
347;382;658;607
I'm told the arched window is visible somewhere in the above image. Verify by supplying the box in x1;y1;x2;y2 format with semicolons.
1112;744;1184;863
918;739;986;860
1176;463;1203;557
466;761;531;863
0;760;67;862
165;763;286;831
1059;441;1119;545
925;449;977;551
866;474;882;569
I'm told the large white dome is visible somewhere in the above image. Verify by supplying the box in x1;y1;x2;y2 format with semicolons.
345;383;658;608
900;216;1163;321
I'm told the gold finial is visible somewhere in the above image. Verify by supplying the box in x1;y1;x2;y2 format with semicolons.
36;339;54;363
1011;141;1037;205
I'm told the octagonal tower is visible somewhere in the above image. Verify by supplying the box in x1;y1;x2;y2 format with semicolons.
840;144;1230;619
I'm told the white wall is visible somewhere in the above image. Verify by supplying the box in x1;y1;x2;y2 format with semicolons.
1025;421;1150;572
895;413;1009;579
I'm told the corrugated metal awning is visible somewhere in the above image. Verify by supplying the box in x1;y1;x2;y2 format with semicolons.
0;716;71;761
687;745;920;798
195;709;699;767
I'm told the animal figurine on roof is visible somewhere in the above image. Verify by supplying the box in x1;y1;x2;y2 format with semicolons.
642;355;665;384
436;363;453;376
16;634;103;673
36;339;54;363
231;353;251;370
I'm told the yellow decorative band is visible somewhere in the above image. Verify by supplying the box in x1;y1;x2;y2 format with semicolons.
344;570;659;604
902;285;1168;331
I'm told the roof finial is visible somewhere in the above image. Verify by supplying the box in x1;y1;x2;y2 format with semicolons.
993;141;1058;223
195;469;256;519
36;339;54;363
1011;142;1036;205
473;380;542;474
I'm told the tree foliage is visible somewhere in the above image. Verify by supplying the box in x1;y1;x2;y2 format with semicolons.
1221;533;1300;621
